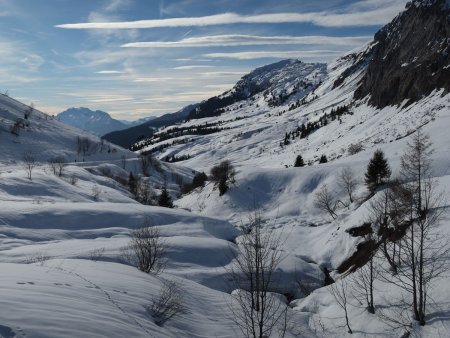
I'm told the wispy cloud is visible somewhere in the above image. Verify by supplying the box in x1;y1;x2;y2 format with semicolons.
96;70;126;74
203;50;343;60
122;34;372;48
56;1;407;29
173;65;215;70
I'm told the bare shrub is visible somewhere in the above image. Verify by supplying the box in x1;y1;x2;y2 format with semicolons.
148;280;187;326
77;136;97;157
11;118;24;135
92;184;101;201
228;213;289;338
125;221;167;274
48;156;67;177
210;160;236;196
348;143;364;155
70;174;78;185
23;151;37;180
24;252;51;266
24;103;34;119
88;247;105;261
314;185;338;219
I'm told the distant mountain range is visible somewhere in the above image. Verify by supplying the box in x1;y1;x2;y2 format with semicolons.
56;107;156;136
102;104;198;148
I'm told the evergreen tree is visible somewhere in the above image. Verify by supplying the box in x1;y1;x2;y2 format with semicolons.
364;149;391;193
158;181;173;208
294;155;305;167
319;154;328;164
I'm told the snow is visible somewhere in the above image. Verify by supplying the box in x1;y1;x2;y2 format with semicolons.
1;16;450;337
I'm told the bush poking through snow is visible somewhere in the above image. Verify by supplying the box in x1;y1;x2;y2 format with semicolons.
181;172;208;194
48;156;67;177
347;143;364;155
88;248;106;262
125;221;167;274
92;184;101;201
69;174;78;185
210;160;236;196
23;151;37;180
319;155;328;164
294;155;305;167
148;280;187;326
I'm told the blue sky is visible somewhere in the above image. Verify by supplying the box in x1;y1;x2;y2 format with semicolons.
0;0;408;120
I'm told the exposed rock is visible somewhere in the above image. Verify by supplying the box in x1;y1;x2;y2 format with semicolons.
354;0;450;108
346;222;373;237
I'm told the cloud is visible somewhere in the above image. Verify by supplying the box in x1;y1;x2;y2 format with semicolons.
203;50;343;60
122;34;372;48
56;1;407;29
173;65;215;70
96;70;126;74
104;0;132;12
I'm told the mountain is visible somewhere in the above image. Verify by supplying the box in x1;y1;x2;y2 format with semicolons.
57;107;129;136
102;104;198;148
354;0;450;107
188;60;326;120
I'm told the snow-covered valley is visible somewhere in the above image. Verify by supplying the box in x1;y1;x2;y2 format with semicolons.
1;1;450;337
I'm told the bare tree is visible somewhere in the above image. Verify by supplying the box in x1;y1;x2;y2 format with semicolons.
329;279;353;334
148;280;187;326
48;156;67;177
368;185;400;274
138;181;156;205
24;103;34;120
314;185;338;220
125;220;167;274
140;153;152;176
228;213;289;338
121;154;127;169
23;151;36;180
351;249;378;314
391;130;448;326
338;167;358;204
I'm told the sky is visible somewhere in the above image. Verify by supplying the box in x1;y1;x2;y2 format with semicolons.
0;0;409;120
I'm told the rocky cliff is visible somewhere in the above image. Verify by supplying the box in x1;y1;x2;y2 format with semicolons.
354;0;450;107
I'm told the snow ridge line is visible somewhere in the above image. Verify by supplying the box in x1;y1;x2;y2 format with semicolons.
57;266;156;337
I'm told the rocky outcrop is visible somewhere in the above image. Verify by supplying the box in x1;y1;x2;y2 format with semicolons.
354;0;450;108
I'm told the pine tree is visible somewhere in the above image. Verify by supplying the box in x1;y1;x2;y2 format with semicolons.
158;182;173;208
294;155;305;167
319;154;328;164
364;149;391;193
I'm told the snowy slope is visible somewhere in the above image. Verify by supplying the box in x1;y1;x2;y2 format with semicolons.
0;1;450;337
0;94;131;164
